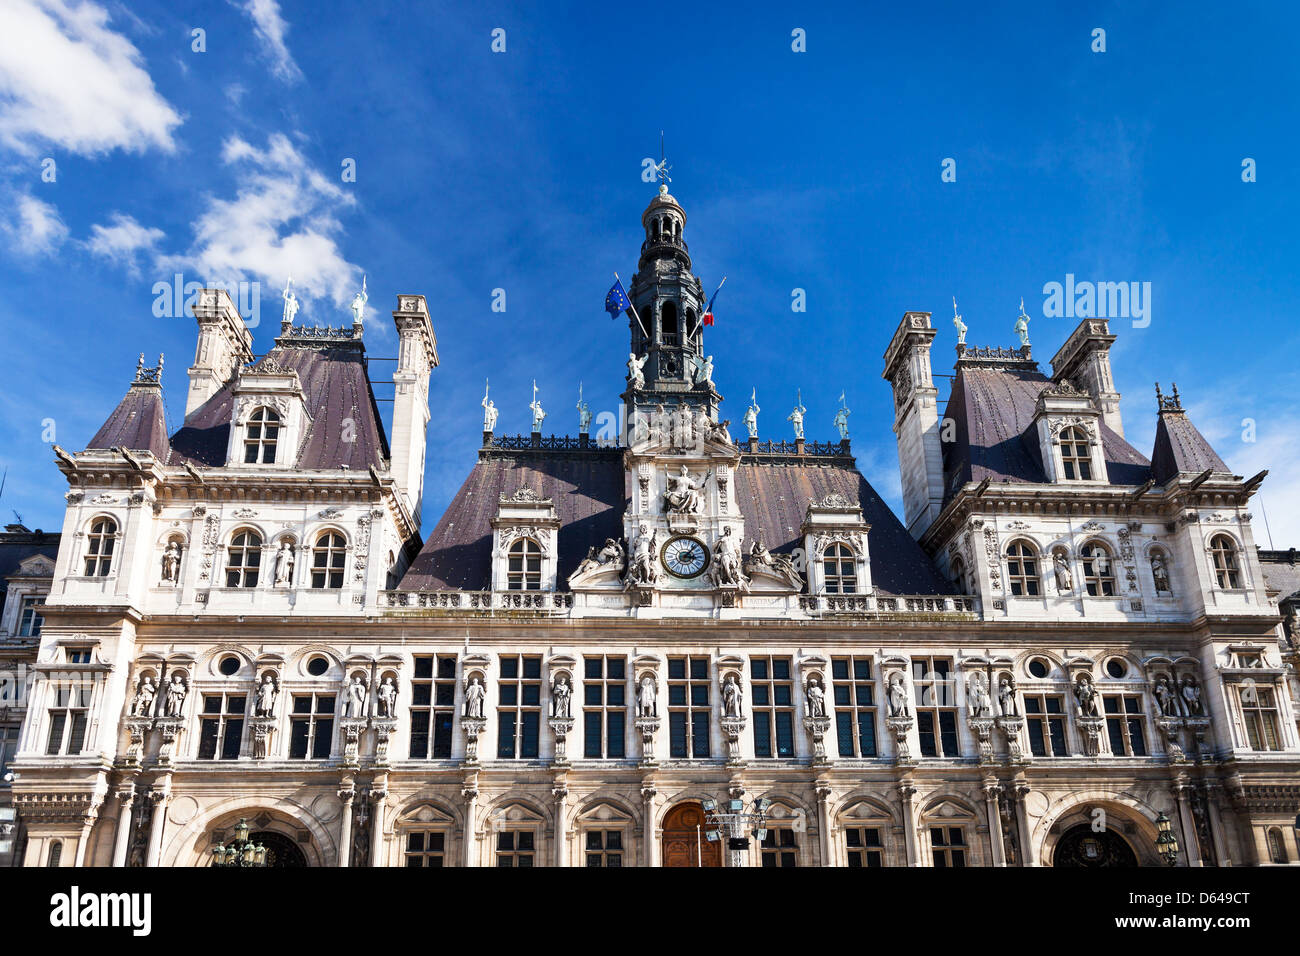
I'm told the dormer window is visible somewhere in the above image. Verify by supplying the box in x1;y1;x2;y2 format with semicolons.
1058;426;1093;480
226;529;262;588
822;543;858;594
1081;542;1116;596
83;517;117;576
1006;541;1041;596
19;595;45;636
1210;534;1241;589
311;532;346;589
243;407;281;464
507;538;542;590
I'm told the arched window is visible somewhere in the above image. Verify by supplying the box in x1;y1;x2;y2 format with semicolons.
1058;426;1093;480
1210;535;1241;589
950;556;968;593
1268;828;1289;864
652;218;661;239
46;841;62;867
83;516;117;576
822;543;857;594
244;407;281;464
1006;541;1040;596
311;532;347;589
225;529;263;588
507;538;542;590
1081;542;1116;596
661;301;679;347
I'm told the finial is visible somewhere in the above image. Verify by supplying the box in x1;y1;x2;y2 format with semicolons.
1171;382;1180;405
1155;381;1164;404
653;131;672;190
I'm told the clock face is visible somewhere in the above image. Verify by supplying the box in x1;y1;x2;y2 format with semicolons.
662;535;710;579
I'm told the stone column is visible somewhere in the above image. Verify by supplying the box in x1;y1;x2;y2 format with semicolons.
983;782;1006;867
1012;783;1037;866
642;786;659;868
462;786;479;867
1175;784;1202;867
815;785;833;866
337;787;355;867
1204;783;1231;866
111;783;136;868
899;784;918;866
369;789;387;867
553;785;569;867
144;789;168;867
73;805;100;867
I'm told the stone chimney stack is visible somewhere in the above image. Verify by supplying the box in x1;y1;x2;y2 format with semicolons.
186;289;254;418
390;295;439;523
882;311;946;539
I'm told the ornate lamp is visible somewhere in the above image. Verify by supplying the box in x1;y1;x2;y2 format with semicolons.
211;818;268;868
1154;811;1179;866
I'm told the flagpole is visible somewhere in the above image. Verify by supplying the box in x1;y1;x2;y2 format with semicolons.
691;275;726;340
614;271;650;341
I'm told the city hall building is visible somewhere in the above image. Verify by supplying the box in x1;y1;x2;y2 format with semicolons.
5;182;1300;868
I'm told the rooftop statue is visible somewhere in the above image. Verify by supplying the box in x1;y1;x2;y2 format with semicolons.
281;276;299;325
833;393;851;440
952;296;967;345
350;275;368;326
743;389;760;439
787;391;807;440
1014;297;1031;348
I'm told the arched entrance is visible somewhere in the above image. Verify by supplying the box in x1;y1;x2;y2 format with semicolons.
1053;825;1139;867
661;802;722;867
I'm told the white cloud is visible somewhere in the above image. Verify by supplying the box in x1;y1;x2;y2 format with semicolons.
234;0;301;82
0;0;182;156
85;212;164;273
158;133;363;318
2;190;68;256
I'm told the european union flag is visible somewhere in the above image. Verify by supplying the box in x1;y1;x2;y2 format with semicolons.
605;279;630;318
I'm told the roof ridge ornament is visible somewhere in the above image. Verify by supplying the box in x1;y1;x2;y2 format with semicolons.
1155;381;1183;412
133;353;164;386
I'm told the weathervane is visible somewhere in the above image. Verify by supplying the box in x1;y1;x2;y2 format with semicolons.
653;130;672;188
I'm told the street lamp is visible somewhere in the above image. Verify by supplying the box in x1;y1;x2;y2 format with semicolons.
211;818;268;868
1154;811;1179;867
703;795;773;868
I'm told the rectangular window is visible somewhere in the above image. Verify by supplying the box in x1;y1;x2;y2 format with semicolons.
585;829;624;867
931;826;967;867
409;655;457;759
197;694;246;760
668;656;711;759
913;657;959;757
497;655;542;759
1103;694;1147;756
583;655;627;759
44;682;91;756
751;656;795;758
761;827;798;867
1024;694;1069;757
404;830;446;867
845;826;884;867
496;830;535;867
18;595;45;637
1240;685;1282;751
0;724;20;780
288;694;335;760
832;657;878;758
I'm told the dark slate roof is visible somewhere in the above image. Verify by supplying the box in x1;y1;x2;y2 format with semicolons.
1150;409;1230;484
0;529;60;611
86;384;171;458
940;365;1151;501
1258;549;1300;602
168;345;389;469
400;450;953;596
400;451;627;590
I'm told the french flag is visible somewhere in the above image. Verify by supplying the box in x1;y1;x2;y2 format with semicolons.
702;275;726;327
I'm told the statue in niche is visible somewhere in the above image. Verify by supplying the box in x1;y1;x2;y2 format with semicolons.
627;352;648;390
998;675;1019;717
344;675;368;718
1180;676;1203;716
743;393;760;439
663;466;711;515
165;672;188;718
161;541;182;583
671;401;696;449
967;672;992;718
463;676;486;719
721;674;744;718
805;677;827;718
131;676;156;717
1151;552;1172;594
376;677;397;718
625;525;658;587
550;675;572;719
887;674;910;717
650;403;670;445
274;542;295;587
1073;674;1100;717
637;675;658;718
1154;675;1176;716
1053;551;1073;592
255;673;280;718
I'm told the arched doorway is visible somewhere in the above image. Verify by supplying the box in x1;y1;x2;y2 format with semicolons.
661;802;722;867
1053;825;1139;867
249;830;307;867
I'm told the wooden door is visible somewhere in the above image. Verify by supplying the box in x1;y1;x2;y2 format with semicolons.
661;802;721;867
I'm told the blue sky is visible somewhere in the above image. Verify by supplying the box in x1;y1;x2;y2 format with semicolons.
2;0;1299;544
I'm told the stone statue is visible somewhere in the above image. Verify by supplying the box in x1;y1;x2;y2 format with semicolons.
1073;674;1099;717
1053;552;1073;593
551;675;572;719
281;276;299;325
274;542;295;587
997;676;1018;717
344;675;368;718
721;674;743;718
952;297;966;345
967;672;992;718
255;673;279;718
663;465;710;515
887;674;910;717
833;401;851;441
805;677;826;718
1014;298;1031;348
529;388;546;432
377;677;397;718
350;275;368;326
627;352;648;389
577;397;591;434
705;417;732;445
1154;675;1175;716
747;539;804;589
625;525;658;587
696;354;715;387
671;401;696;449
131;676;156;717
1152;553;1172;594
161;541;181;583
743;392;760;439
637;675;657;718
787;397;806;440
464;676;486;719
1180;676;1203;716
482;382;499;432
165;672;187;717
711;526;748;589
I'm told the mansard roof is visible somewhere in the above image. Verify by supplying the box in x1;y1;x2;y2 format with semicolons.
167;344;390;470
86;382;172;459
400;444;953;596
1150;403;1230;484
940;364;1151;501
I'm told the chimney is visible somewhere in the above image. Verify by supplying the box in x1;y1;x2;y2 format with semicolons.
1049;318;1123;438
390;295;438;523
882;311;945;539
186;289;254;418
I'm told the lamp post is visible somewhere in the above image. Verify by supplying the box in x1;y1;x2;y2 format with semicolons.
211;818;268;868
1154;811;1179;867
702;796;772;868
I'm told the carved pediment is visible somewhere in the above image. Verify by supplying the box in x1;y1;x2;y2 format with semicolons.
397;803;457;826
14;554;55;577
